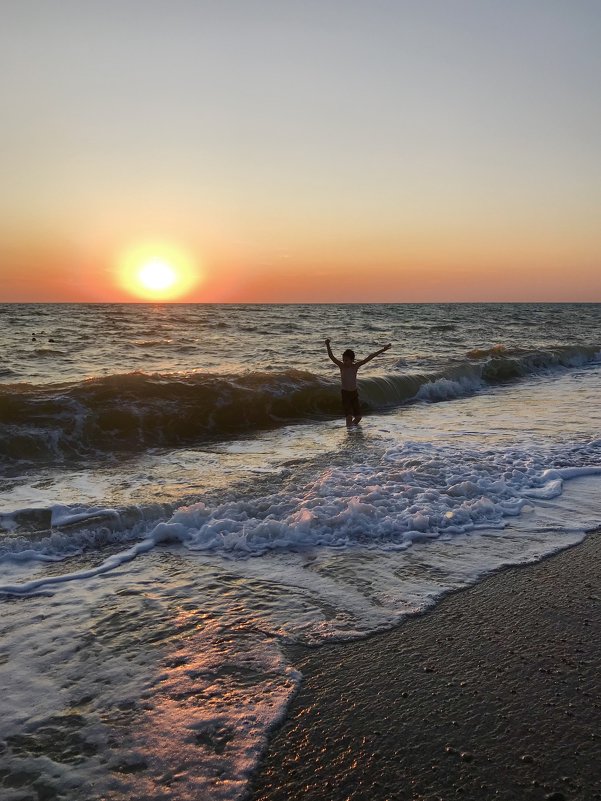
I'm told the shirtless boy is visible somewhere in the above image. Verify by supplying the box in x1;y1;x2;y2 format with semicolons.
325;339;392;426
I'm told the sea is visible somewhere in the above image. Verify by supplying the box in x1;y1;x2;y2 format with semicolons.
1;302;601;801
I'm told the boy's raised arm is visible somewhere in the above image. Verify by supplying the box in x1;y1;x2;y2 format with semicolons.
356;343;391;367
325;338;342;367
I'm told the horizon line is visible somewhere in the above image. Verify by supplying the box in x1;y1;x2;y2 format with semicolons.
1;299;601;306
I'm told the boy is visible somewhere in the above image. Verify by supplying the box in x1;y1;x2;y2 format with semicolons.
325;339;392;426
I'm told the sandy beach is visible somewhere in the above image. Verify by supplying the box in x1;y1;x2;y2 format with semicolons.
249;531;601;801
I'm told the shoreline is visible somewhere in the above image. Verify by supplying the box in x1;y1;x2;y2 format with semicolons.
249;530;601;801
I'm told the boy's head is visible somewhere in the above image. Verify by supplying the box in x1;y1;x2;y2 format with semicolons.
342;348;355;365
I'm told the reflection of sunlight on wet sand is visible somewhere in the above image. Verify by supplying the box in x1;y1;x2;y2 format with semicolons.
112;610;299;801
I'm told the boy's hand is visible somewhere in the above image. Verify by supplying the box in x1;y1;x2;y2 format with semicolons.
383;343;391;350
325;339;331;346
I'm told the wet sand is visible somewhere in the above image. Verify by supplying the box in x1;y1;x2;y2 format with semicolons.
249;531;601;801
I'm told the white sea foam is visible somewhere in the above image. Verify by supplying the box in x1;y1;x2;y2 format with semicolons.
415;374;484;401
2;440;601;595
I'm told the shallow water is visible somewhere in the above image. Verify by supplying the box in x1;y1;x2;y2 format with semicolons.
1;303;601;799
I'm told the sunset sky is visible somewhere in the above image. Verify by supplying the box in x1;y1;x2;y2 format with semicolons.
1;0;600;302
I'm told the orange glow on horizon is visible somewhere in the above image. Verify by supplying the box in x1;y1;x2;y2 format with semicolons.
1;234;600;303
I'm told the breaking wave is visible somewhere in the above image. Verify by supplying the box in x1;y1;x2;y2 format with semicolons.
1;344;599;466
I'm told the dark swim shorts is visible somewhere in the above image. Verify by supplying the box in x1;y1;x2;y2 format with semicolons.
341;389;360;417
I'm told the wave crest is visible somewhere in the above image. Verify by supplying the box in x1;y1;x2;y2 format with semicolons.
1;344;599;464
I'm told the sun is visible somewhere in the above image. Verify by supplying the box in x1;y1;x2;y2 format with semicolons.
138;260;177;292
117;243;201;300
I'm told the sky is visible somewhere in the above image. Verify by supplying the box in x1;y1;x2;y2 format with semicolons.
1;0;600;302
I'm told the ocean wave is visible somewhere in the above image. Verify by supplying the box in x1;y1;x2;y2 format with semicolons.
132;339;175;348
366;344;600;405
466;344;509;359
0;501;171;562
465;343;599;366
31;348;67;357
3;443;601;594
0;344;599;465
414;373;484;402
430;323;457;332
0;370;340;464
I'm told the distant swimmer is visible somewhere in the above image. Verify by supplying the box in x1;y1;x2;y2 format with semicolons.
325;339;391;426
